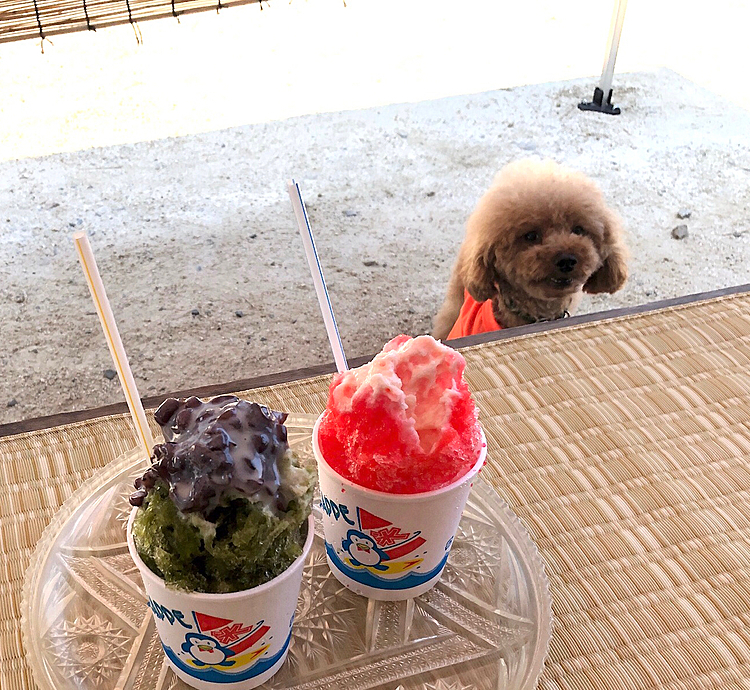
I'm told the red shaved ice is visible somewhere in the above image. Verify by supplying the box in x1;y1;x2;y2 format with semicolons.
317;334;482;494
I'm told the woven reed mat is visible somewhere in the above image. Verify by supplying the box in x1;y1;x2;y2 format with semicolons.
3;291;750;690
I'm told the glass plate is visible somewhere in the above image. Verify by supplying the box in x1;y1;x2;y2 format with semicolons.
22;414;552;690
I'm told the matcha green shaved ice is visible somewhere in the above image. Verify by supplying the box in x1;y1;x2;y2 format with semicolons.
129;396;317;593
132;450;315;593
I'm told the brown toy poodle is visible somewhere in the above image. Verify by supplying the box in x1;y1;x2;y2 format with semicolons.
432;159;628;340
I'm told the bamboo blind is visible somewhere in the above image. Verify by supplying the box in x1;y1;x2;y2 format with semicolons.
0;0;261;44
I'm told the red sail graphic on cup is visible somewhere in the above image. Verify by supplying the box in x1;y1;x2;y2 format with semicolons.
194;613;233;632
193;611;270;656
356;508;426;560
358;508;392;531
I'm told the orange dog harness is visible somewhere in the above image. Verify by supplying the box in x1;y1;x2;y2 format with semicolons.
447;290;503;339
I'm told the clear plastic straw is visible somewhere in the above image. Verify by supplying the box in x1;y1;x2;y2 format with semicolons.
287;179;349;373
73;231;153;458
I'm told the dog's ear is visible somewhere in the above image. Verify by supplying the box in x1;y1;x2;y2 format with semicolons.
464;249;497;303
584;243;628;294
584;209;628;294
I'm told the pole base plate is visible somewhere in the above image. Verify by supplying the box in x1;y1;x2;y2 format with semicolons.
578;87;621;115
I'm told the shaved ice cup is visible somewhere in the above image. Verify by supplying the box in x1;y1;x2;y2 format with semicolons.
313;416;487;601
127;510;314;690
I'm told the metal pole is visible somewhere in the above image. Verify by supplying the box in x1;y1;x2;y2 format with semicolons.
579;0;628;115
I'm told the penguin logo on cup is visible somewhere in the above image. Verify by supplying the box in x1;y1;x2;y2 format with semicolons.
182;634;233;667
342;530;389;570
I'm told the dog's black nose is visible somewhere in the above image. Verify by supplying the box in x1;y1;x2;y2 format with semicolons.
555;254;577;273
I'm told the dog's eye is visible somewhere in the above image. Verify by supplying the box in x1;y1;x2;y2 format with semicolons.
523;231;540;243
572;226;585;236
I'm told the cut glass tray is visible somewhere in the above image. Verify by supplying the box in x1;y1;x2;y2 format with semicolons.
22;414;552;690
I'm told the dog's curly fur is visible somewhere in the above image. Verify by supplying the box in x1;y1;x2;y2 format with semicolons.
432;159;629;339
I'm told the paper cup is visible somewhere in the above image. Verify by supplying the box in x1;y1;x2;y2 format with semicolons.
127;510;313;690
313;417;486;601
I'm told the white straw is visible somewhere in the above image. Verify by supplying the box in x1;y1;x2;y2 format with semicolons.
287;179;349;373
73;232;153;458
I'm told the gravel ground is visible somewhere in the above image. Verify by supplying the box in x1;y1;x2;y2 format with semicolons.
1;68;749;425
